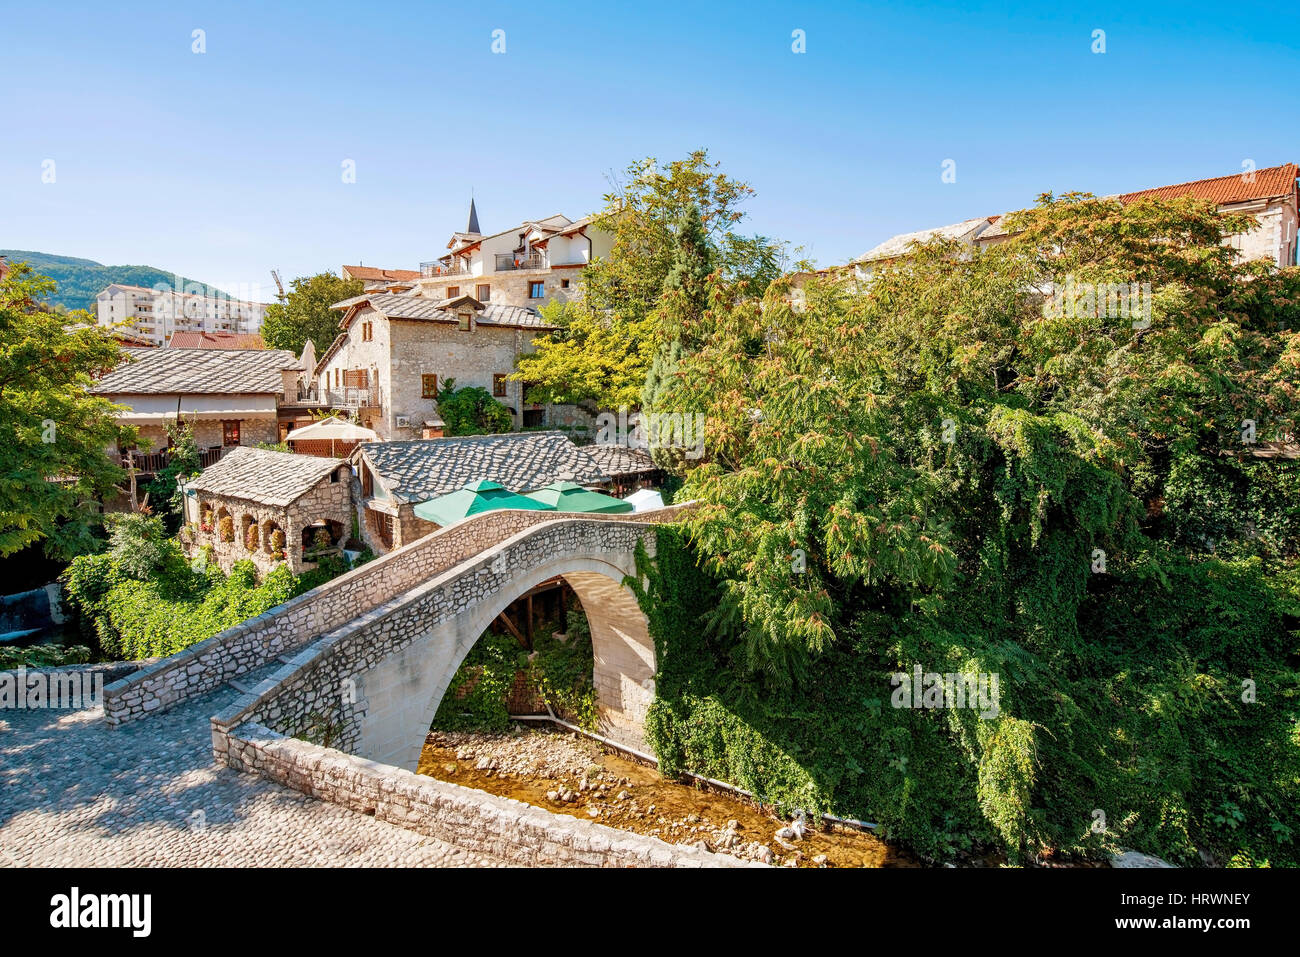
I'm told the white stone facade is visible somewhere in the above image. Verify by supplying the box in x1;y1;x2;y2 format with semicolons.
96;283;270;346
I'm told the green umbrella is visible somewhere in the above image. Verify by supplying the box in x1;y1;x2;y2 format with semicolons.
413;479;553;527
524;480;634;514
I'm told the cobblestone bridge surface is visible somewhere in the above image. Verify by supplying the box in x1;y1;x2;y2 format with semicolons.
0;684;504;867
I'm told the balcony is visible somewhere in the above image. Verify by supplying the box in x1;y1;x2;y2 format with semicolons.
119;445;228;475
321;386;381;410
421;261;470;278
494;253;546;272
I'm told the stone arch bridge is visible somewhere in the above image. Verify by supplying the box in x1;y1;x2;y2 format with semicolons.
105;507;681;772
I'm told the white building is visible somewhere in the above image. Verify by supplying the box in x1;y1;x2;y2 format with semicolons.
410;200;613;307
95;283;271;346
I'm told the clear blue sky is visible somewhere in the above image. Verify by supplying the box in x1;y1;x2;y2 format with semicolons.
2;0;1296;299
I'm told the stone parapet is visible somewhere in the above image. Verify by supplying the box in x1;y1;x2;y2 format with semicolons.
221;721;757;868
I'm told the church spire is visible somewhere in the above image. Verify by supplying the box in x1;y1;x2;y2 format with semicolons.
466;197;480;234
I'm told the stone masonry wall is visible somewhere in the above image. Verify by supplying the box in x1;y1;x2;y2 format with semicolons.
222;721;754;867
208;518;658;767
190;469;352;577
106;505;685;726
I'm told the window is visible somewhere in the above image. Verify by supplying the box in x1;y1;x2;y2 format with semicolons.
529;281;545;299
458;312;472;331
422;374;438;398
446;286;460;298
561;278;570;289
361;321;373;341
493;374;507;397
222;420;242;446
476;284;490;301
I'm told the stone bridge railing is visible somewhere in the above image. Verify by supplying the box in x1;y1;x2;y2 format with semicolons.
104;505;685;726
210;516;660;766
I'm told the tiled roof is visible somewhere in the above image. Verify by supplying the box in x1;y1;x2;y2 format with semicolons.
342;265;421;281
166;331;265;350
190;446;346;507
858;217;993;263
357;431;609;503
582;444;659;476
1120;164;1298;206
343;292;553;330
92;348;299;395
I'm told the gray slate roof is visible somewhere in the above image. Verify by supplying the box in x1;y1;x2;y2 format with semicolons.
344;293;553;330
358;431;608;503
92;348;299;395
190;446;347;507
583;444;660;476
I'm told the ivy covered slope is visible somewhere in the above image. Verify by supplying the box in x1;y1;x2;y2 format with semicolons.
637;192;1300;866
61;514;354;660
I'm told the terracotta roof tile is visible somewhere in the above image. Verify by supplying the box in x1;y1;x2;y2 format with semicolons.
166;331;265;350
1120;164;1298;206
342;265;422;282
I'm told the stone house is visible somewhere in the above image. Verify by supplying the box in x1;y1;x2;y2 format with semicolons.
314;202;612;440
183;446;352;576
351;431;608;552
92;347;306;472
314;292;554;440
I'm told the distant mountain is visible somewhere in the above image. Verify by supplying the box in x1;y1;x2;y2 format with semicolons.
0;249;233;313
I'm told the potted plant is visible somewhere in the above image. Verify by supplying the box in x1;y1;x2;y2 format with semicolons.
244;523;259;552
269;528;286;560
218;515;234;542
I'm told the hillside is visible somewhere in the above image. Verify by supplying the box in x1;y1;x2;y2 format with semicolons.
0;249;233;313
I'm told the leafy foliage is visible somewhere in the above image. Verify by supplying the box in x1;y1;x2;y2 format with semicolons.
512;150;782;408
61;524;351;661
0;262;128;559
260;271;363;356
435;379;512;435
143;419;202;521
636;193;1300;865
0;643;92;669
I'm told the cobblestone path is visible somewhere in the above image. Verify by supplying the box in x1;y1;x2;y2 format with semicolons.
0;685;505;867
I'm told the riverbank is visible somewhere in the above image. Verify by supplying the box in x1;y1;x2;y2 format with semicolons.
418;725;919;867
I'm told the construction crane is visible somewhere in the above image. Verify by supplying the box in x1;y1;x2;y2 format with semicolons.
270;269;285;300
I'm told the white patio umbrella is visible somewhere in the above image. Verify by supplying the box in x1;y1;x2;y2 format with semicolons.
623;488;665;513
285;416;378;456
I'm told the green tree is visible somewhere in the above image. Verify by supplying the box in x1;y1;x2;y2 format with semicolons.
435;379;512;435
145;418;201;522
512;150;781;408
260;272;363;355
0;262;128;558
644;192;1300;865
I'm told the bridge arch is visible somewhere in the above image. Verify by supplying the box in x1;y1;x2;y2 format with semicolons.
349;527;657;771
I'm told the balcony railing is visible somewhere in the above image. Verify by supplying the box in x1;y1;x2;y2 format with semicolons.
421;261;470;278
119;445;228;474
494;253;546;272
321;386;381;410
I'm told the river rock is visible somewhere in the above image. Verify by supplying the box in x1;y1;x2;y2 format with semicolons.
1111;849;1174;868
